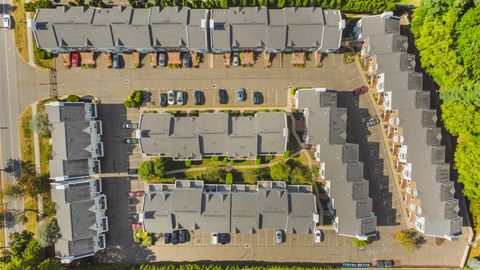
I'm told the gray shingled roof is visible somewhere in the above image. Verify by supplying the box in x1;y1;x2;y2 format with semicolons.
296;88;377;238
371;52;416;74
376;71;423;92
363;34;408;58
138;112;287;160
355;13;400;41
142;181;317;234
51;179;106;261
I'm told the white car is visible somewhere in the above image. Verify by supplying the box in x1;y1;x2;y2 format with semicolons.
167;91;175;105
211;233;218;245
314;229;323;243
176;91;184;106
3;15;11;29
275;230;283;244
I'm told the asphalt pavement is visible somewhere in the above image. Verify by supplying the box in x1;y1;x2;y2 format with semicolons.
0;1;24;245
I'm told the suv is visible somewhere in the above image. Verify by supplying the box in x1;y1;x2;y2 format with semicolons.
171;230;179;245
158;53;167;67
182;53;191;68
167;91;175;105
353;86;369;96
178;229;189;243
377;260;394;268
275;230;283;244
253;91;262;105
236;88;246;102
176;91;184;106
3;14;11;29
112;53;120;69
160;93;168;107
232;52;240;66
194;90;203;105
218;89;228;104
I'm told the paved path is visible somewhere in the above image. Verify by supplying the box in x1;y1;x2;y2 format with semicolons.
25;12;35;67
31;102;43;221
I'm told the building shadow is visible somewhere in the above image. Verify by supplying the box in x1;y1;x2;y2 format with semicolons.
337;92;399;226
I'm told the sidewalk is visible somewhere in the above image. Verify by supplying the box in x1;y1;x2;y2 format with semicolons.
25;11;35;68
31;102;43;221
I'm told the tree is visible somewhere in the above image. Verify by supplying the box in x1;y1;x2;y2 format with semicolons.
226;172;233;184
153;158;166;178
38;259;66;270
395;230;419;251
141;235;154;247
352;238;369;249
203;167;226;183
290;166;312;184
138;158;166;181
7;231;34;260
270;162;291;181
35;217;59;247
4;183;23;199
65;95;80;102
31;113;50;137
124;90;144;108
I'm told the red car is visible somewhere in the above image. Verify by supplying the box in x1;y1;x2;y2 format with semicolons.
71;52;80;68
128;191;145;198
353;86;369;96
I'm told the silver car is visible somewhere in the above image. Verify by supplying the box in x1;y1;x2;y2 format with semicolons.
167;91;175;105
3;15;11;29
176;91;184;106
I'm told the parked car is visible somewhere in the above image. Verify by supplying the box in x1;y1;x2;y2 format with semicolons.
314;229;323;243
127;168;138;175
176;91;184;106
275;230;283;244
160;93;168;107
167;91;175;105
112;53;120;69
194;90;203;105
158;53;167;67
366;117;380;128
182;53;191;68
3;14;11;29
377;260;394;268
128;191;144;198
128;213;138;223
211;233;219;245
122;122;138;129
71;52;80;68
218;89;228;104
353;85;369;96
218;233;230;245
163;233;172;244
232;52;240;66
253;91;263;105
124;138;139;145
171;230;179;245
178;229;189;243
236;88;246;101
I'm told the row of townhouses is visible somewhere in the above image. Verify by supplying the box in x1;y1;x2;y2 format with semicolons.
136;112;288;160
355;12;463;240
295;88;377;240
33;6;345;54
140;180;318;234
46;102;108;263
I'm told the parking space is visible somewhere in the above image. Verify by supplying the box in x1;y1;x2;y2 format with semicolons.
154;228;344;249
146;87;287;108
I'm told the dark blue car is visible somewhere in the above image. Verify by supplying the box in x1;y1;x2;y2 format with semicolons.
194;90;203;105
163;233;172;244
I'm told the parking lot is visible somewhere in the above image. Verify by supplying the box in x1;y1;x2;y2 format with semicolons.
148;87;287;108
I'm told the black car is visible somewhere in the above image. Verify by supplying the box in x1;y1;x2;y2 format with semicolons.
179;229;189;243
366;117;380;128
171;230;179;245
218;89;228;104
127;169;138;175
377;260;394;268
253;91;263;105
112;53;120;69
163;233;172;244
160;93;168;107
194;90;203;105
218;233;230;245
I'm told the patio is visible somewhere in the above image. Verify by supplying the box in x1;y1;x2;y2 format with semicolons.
167;52;182;66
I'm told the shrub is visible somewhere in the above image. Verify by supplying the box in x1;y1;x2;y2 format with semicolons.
65;95;80;102
34;217;59;247
283;150;291;158
226;173;233;184
255;157;261;165
395;230;422;251
211;155;219;162
138;158;165;181
222;156;229;163
190;110;199;116
289;87;297;96
270;162;291;181
343;51;355;63
124;90;144;108
352;238;369;249
258;109;267;113
185;160;191;168
141;235;153;247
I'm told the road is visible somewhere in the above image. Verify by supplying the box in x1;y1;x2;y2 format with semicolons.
0;1;24;245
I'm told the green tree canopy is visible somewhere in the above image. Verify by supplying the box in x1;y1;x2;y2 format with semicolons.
270;162;292;181
35;217;60;247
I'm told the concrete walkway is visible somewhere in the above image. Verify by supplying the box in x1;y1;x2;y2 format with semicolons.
31;102;43;221
25;12;35;68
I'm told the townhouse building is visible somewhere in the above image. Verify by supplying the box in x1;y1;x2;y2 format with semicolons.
33;6;344;54
295;88;377;240
356;14;463;240
136;112;288;160
141;180;318;234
